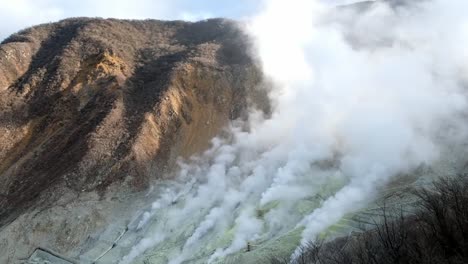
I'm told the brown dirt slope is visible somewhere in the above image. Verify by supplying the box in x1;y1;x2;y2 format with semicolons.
0;18;268;228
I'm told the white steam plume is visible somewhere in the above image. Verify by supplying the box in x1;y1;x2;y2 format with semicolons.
121;0;468;263
250;0;468;259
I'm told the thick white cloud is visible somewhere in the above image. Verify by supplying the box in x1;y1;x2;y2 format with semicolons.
3;0;467;263
120;0;468;263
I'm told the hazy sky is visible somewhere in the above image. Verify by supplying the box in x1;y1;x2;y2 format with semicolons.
0;0;264;41
0;0;367;41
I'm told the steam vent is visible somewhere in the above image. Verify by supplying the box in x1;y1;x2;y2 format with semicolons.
0;18;268;263
2;1;468;264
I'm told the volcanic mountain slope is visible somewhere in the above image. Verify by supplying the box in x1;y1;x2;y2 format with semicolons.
0;18;268;262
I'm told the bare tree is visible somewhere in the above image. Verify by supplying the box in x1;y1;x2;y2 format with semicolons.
270;174;468;264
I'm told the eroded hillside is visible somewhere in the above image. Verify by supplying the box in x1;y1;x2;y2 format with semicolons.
0;18;268;262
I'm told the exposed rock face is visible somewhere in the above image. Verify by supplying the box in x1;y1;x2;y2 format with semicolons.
0;18;267;262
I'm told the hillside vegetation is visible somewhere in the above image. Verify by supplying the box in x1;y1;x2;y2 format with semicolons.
271;175;468;264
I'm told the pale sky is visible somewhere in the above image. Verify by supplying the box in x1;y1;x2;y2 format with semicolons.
0;0;263;41
0;0;369;41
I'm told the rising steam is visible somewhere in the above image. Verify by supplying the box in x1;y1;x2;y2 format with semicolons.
121;0;468;263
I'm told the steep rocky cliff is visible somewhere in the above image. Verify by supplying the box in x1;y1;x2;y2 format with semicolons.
0;18;268;262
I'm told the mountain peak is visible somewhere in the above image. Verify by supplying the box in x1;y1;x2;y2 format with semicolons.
0;19;268;259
